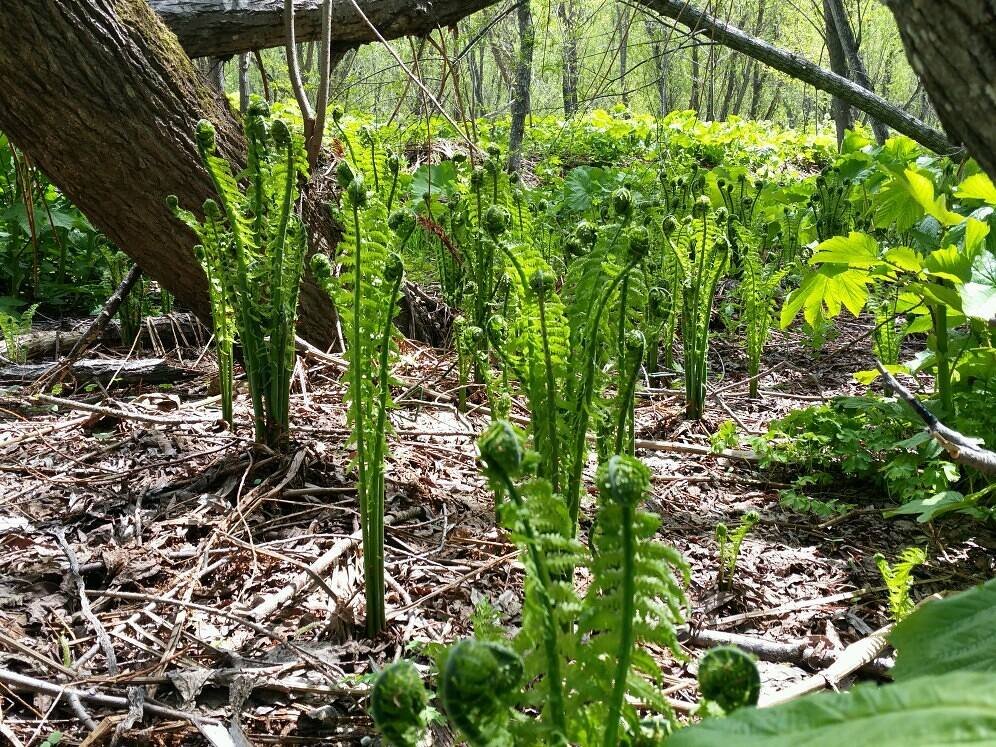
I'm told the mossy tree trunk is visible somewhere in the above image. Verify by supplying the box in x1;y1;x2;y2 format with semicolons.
0;0;340;346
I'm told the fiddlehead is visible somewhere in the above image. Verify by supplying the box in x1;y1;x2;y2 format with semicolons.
369;660;430;747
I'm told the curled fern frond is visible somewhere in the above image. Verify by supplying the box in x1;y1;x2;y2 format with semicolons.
697;646;761;712
369;661;429;747
441;640;523;747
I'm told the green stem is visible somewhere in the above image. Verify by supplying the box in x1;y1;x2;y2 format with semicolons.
932;304;953;416
350;202;374;634
614;350;641;456
603;503;636;747
566;259;638;531
367;274;402;636
536;293;561;493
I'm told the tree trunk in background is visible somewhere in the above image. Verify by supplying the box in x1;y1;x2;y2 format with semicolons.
825;0;889;144
884;1;994;172
616;6;631;106
635;0;956;154
508;0;535;171
689;43;701;112
645;18;671;116
238;52;251;111
559;1;580;117
823;0;853;147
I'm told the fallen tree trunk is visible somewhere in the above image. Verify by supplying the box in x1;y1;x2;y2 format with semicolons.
0;359;200;386
634;0;958;155
1;314;206;362
150;0;500;59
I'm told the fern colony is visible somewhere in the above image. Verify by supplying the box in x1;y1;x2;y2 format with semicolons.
148;101;996;743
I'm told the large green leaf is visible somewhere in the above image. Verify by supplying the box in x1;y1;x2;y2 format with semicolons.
956;173;996;206
668;673;996;747
904;169;963;227
563;166;611;212
890;578;996;680
781;265;872;327
810;232;881;268
960;252;996;321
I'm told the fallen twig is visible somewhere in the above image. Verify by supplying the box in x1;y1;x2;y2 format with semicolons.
877;360;996;475
0;666;219;725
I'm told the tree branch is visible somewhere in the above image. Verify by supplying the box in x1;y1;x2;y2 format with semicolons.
876;361;996;476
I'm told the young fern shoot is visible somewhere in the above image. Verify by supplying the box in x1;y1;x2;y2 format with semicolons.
742;243;788;398
168;102;307;447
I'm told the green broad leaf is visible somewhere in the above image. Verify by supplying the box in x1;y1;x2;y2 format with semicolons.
924;244;973;284
964;217;991;254
904;168;963;226
883;246;921;273
884;490;971;523
960;252;996;321
853;364;906;386
874;174;924;232
410;161;457;202
780;265;872;328
810;232;881;268
563;166;611;212
956;173;996;206
890;578;996;679
668;673;996;747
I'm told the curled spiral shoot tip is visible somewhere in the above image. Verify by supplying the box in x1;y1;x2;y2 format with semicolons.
477;420;526;479
596;454;650;507
195;119;217;154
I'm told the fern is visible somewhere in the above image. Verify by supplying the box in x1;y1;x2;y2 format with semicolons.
168;102;307;445
478;421;573;740
669;200;729;419
741;242;788;397
571;456;690;745
312;130;412;635
716;511;760;591
875;547;926;621
0;303;37;364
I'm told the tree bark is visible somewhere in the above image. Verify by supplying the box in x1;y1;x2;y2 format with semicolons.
508;0;535;172
0;0;341;346
635;0;958;154
0;0;502;349
823;0;853;147
825;0;889;144
558;1;581;116
883;0;996;176
149;0;501;59
645;18;671;116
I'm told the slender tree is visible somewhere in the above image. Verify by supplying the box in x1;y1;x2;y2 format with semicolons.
509;0;535;172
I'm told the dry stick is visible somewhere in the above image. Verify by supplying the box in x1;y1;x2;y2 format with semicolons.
30;393;222;426
0;629;77;678
0;414;90;450
686;628;892;676
32;264;143;392
877;360;996;475
0;667;218;726
247;507;419;622
50;530;119;676
758;623;892;707
86;590;340;681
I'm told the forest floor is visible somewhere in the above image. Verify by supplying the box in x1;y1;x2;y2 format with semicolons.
1;313;993;745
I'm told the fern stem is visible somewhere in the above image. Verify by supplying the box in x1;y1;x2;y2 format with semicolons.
536;292;561;493
614;346;641;456
350;200;376;635
366;272;402;636
566;259;639;531
603;501;636;747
